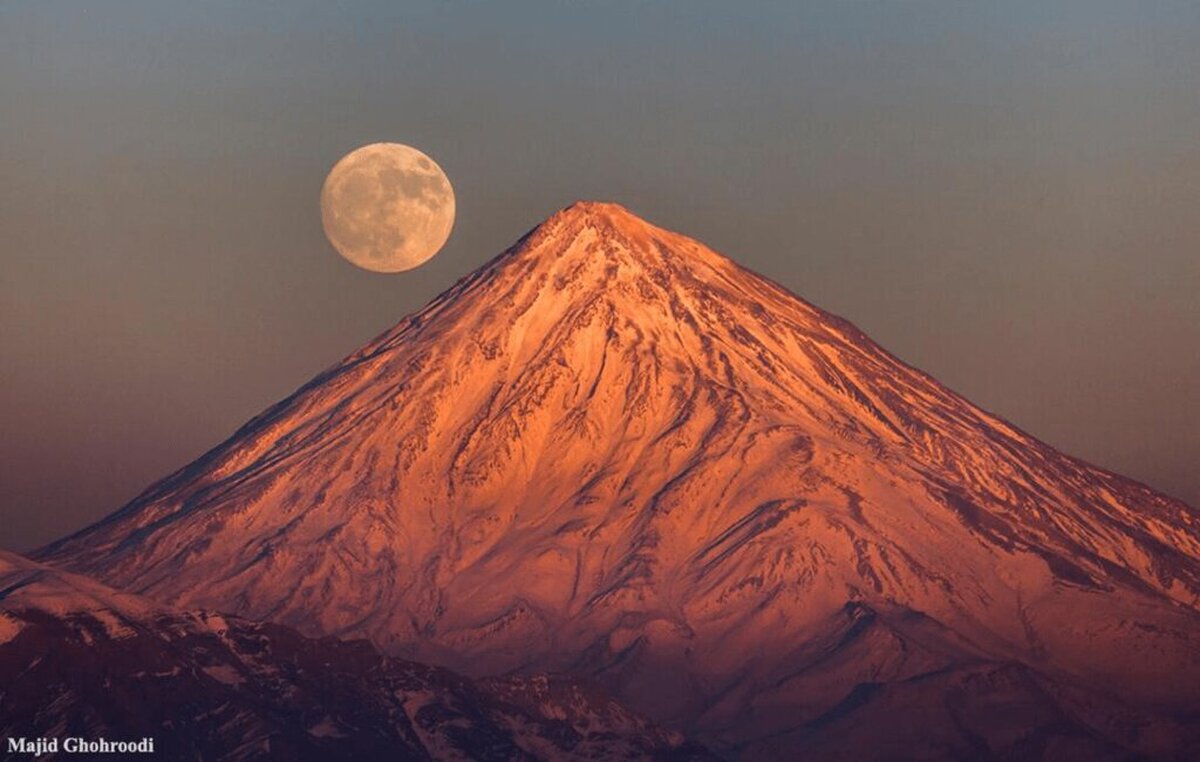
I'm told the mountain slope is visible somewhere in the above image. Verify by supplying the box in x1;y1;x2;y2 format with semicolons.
0;550;713;761
39;202;1200;757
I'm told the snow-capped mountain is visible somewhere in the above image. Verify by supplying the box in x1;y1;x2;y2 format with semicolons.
0;550;713;761
38;202;1200;758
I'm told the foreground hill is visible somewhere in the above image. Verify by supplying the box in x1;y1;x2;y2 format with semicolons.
0;551;711;761
39;202;1200;758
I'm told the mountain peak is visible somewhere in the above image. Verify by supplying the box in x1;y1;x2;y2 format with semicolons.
543;200;666;241
500;200;728;278
553;199;642;225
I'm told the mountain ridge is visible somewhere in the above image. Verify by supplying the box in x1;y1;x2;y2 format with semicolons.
0;549;715;761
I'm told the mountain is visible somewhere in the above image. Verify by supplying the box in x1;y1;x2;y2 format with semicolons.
0;550;713;761
38;201;1200;758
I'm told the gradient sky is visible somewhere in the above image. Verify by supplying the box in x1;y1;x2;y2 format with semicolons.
2;1;1198;551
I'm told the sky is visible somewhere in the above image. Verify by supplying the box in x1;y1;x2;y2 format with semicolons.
2;1;1198;551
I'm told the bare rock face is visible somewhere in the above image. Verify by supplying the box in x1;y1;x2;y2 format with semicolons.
39;202;1200;758
0;551;714;761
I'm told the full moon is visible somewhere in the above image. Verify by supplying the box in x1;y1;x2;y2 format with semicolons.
320;143;455;273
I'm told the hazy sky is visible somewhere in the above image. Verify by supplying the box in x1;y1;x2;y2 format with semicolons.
2;1;1198;551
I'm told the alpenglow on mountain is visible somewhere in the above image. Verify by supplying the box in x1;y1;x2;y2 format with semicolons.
41;202;1200;759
